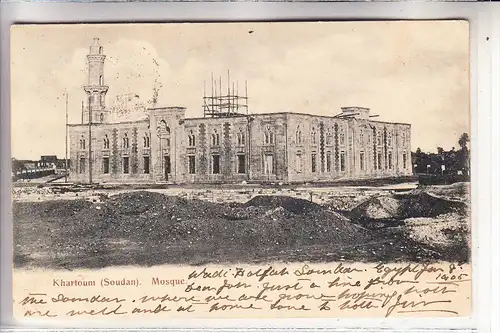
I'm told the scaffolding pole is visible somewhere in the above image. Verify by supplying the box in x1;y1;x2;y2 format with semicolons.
65;91;68;183
88;93;92;185
202;71;249;118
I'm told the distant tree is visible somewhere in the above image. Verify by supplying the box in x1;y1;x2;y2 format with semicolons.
413;147;431;174
459;133;470;152
437;147;444;154
456;133;470;175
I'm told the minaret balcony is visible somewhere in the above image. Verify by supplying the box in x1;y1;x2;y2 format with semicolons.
86;54;106;61
84;85;109;93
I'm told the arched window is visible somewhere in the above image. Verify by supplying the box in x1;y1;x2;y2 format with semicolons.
311;127;317;144
99;47;103;54
377;132;382;146
387;133;393;147
325;128;332;145
143;134;150;148
157;120;171;146
296;126;302;144
237;129;245;145
103;134;109;149
340;128;345;145
123;133;129;149
99;113;104;122
402;132;406;146
99;75;103;85
80;136;86;150
212;129;220;146
265;126;274;145
360;129;364;145
188;130;196;147
158;120;170;134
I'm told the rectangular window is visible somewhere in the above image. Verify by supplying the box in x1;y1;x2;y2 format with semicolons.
360;152;364;171
237;155;246;174
311;154;317;173
403;153;407;169
264;154;274;175
377;153;382;170
212;155;220;174
188;156;196;174
340;152;345;172
79;157;86;174
326;152;332;172
103;157;110;174
388;153;393;169
143;156;150;174
123;157;129;174
296;154;302;173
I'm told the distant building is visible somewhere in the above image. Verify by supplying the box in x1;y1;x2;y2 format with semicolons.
40;155;57;168
69;38;412;184
12;156;69;174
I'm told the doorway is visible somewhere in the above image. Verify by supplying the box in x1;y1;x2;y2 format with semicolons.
264;154;274;175
164;155;171;181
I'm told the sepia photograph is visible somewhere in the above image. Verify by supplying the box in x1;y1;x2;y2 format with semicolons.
10;22;472;320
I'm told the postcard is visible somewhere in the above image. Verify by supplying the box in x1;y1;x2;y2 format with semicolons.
10;21;471;322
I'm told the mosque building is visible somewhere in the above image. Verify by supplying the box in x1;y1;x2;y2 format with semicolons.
69;38;412;184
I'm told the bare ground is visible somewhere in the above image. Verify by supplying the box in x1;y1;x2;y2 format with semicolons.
12;182;470;270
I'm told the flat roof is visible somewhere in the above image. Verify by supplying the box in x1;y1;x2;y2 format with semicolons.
186;112;411;126
69;111;411;127
68;119;148;127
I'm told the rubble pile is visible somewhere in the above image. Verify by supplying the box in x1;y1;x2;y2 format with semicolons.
424;182;470;203
11;186;54;199
322;194;372;211
244;195;323;214
349;191;467;223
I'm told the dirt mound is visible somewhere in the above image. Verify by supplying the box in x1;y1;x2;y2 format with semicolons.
349;196;400;220
244;195;323;214
13;199;93;220
67;191;233;238
14;192;374;268
424;182;470;202
398;192;466;218
350;191;467;223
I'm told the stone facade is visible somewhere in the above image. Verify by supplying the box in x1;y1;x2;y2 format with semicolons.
69;39;412;184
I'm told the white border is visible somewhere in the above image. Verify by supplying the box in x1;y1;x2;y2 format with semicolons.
1;2;498;332
489;4;499;333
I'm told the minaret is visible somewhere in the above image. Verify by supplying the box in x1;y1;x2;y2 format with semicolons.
83;38;109;123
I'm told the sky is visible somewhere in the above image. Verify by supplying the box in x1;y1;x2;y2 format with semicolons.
10;22;469;160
